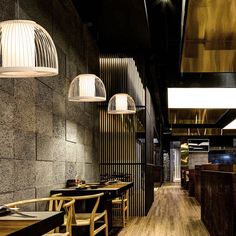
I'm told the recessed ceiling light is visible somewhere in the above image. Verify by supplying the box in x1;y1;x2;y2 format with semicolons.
168;88;236;109
223;119;236;129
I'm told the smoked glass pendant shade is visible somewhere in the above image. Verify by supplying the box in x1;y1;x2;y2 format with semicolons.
68;74;106;102
0;20;58;77
108;93;136;114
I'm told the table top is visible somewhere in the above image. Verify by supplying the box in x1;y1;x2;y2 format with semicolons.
0;211;64;236
51;181;133;198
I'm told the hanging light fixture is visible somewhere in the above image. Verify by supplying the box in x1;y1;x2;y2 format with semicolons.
68;74;106;102
0;20;58;78
108;93;136;114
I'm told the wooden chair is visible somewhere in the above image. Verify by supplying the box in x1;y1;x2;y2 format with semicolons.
70;193;108;236
5;197;75;236
112;190;129;227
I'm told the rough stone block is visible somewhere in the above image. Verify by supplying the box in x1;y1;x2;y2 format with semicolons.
36;185;52;198
36;161;53;187
0;125;14;159
14;129;36;160
77;125;85;144
84;145;93;164
0;159;14;193
66;59;78;79
15;99;36;132
84;163;94;182
76;144;85;163
0;0;15;21
53;115;65;139
35;185;53;211
36;134;54;161
76;162;85;180
13;188;36;211
0;192;13;206
0;78;14;95
65;162;77;180
66;120;77;143
14;78;36;102
35;80;53;112
53;138;66;162
84;128;93;146
19;0;53;35
14;160;36;191
0;90;15;128
53;48;66;96
53;161;65;184
53;92;65;117
66;101;84;123
66;141;77;162
36;108;53;136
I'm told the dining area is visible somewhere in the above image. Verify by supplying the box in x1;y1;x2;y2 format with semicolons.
0;0;161;235
0;180;133;236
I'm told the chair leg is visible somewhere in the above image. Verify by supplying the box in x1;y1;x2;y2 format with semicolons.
122;202;125;227
127;204;129;222
90;223;95;236
104;210;108;236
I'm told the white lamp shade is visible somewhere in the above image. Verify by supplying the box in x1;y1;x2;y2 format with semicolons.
108;93;136;114
0;20;58;77
68;74;106;102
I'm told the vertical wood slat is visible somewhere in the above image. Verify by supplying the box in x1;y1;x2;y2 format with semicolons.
99;56;146;216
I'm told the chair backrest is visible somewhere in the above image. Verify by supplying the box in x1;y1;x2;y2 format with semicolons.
5;197;75;235
68;193;104;223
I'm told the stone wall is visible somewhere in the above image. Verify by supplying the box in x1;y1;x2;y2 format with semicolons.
0;0;100;205
189;153;209;169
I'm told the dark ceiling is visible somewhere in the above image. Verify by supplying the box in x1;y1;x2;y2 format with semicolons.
73;0;236;137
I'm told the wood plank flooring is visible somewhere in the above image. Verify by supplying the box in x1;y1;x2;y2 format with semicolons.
117;183;209;236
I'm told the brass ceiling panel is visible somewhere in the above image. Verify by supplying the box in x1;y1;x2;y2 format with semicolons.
181;0;236;72
169;109;227;124
171;128;236;136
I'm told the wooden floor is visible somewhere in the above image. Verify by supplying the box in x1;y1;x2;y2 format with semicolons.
117;183;209;236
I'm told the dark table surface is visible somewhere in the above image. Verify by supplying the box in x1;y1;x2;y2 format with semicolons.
0;211;64;236
51;181;133;199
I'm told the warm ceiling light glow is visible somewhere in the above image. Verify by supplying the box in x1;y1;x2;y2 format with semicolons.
108;93;136;114
168;88;236;108
0;20;58;77
68;74;106;102
223;119;236;129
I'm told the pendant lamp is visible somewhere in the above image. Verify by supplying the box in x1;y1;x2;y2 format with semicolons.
68;74;106;102
0;20;58;77
108;93;136;114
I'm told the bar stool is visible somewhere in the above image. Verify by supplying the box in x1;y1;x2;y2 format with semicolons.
112;190;129;227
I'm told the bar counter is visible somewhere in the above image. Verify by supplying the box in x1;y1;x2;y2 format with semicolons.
201;170;236;236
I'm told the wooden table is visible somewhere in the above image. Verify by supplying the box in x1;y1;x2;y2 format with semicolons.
51;182;133;232
0;211;64;236
50;181;133;199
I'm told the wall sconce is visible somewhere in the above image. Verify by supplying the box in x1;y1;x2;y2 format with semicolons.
0;20;58;77
68;74;106;102
108;93;136;114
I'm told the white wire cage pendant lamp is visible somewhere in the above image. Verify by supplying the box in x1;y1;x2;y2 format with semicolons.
108;93;136;114
0;20;58;78
68;74;106;102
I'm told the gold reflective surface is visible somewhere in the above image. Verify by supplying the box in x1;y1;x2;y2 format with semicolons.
171;128;236;136
169;109;227;124
181;0;236;72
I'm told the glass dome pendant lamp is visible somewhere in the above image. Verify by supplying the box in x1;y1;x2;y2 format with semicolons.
68;42;106;102
0;20;58;77
108;93;136;114
68;73;106;102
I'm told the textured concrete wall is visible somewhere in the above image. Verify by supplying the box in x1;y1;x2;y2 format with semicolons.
189;153;209;169
0;0;100;205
